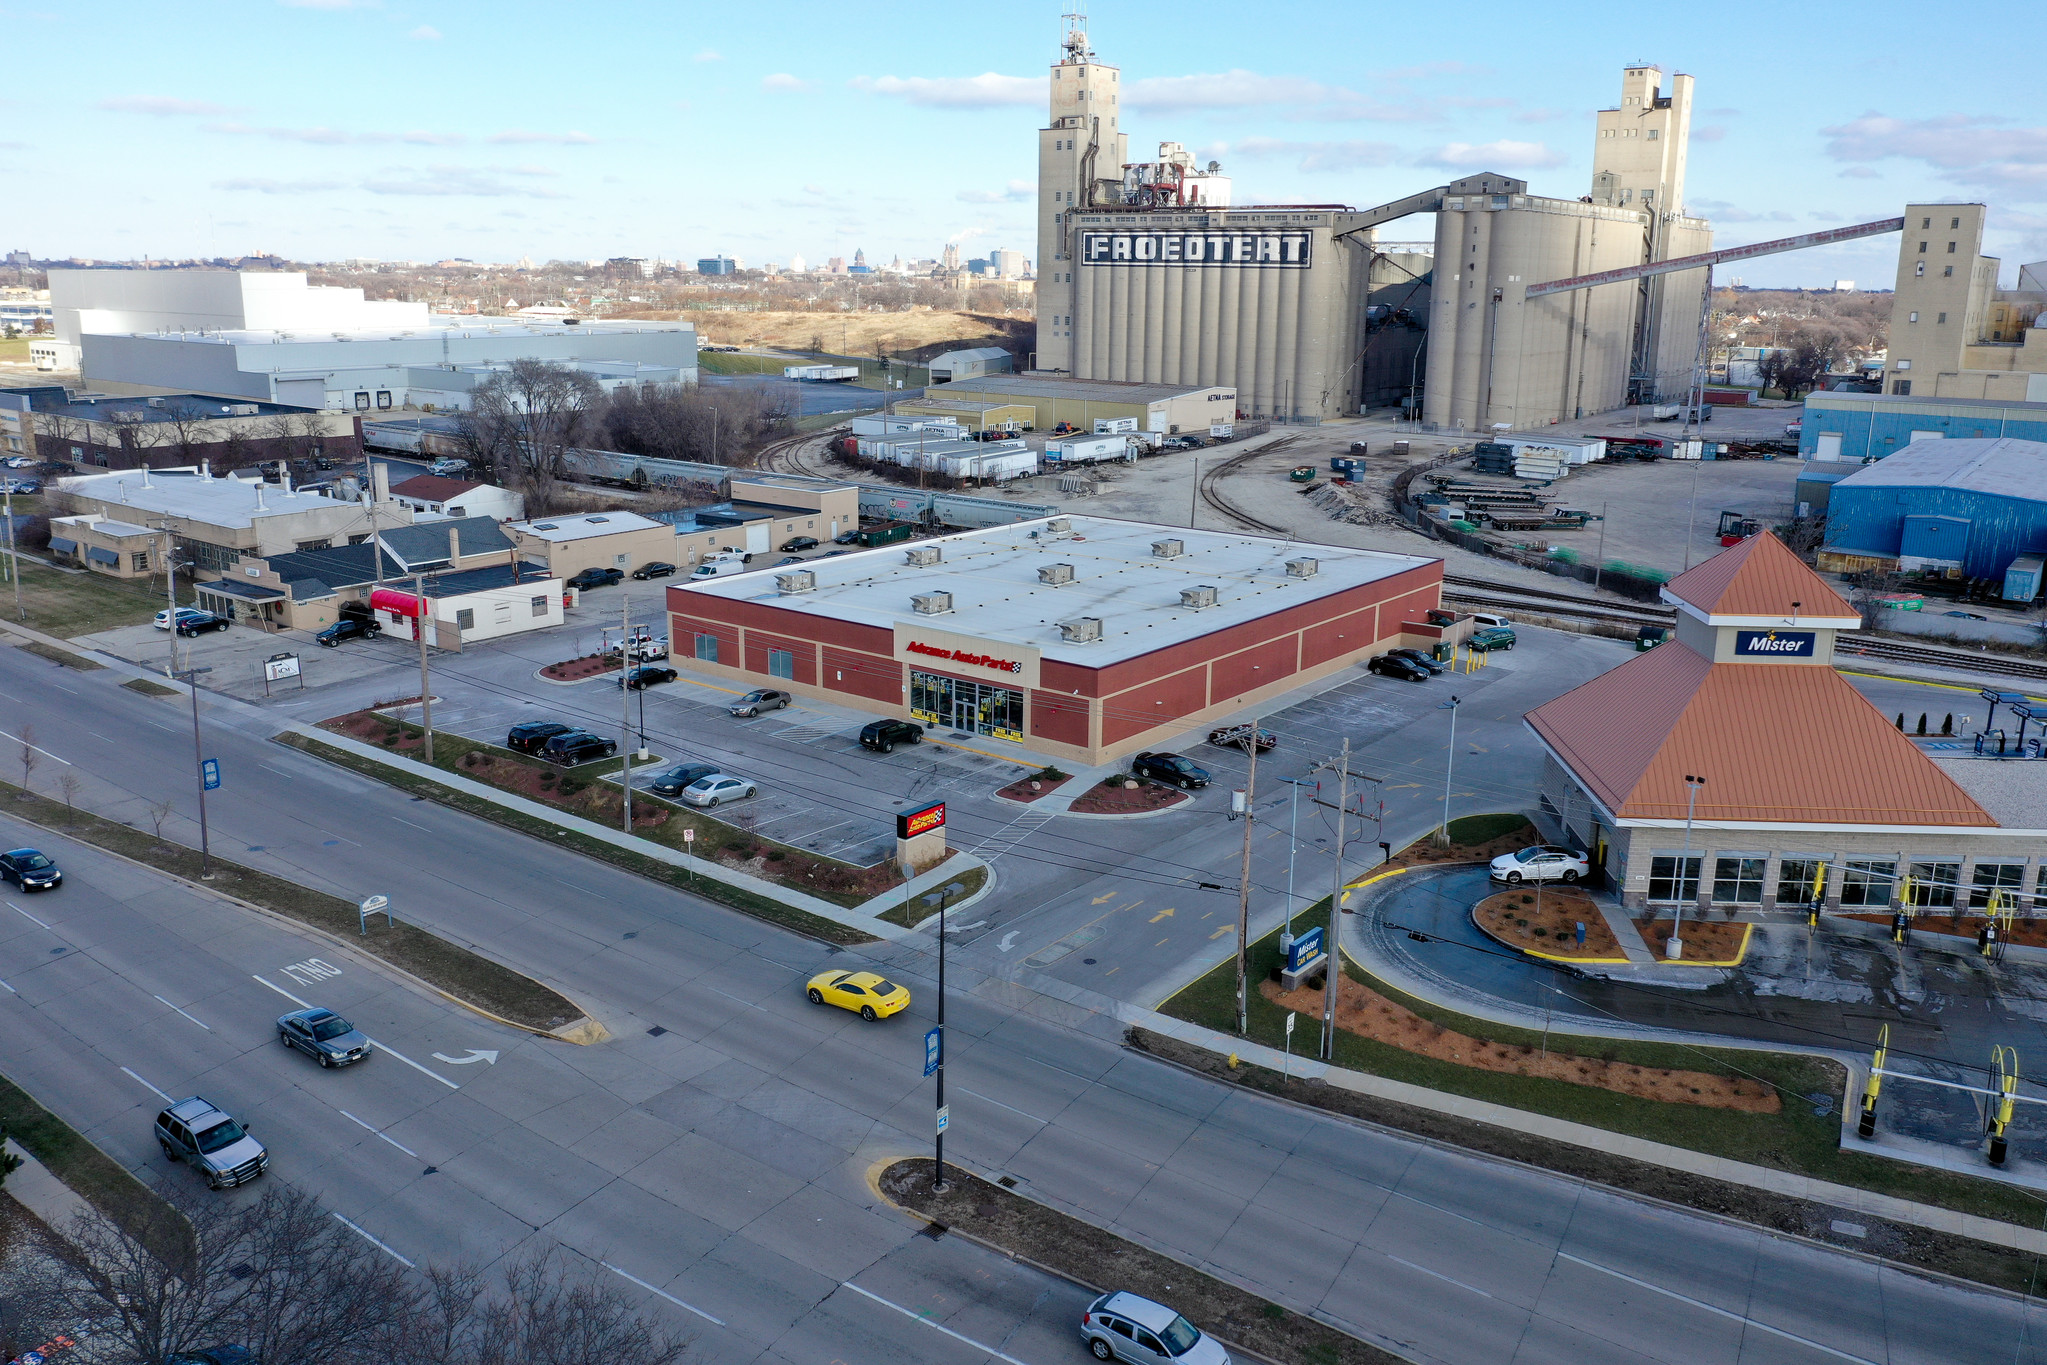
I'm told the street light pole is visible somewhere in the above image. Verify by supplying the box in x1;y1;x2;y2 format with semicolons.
1233;721;1261;1037
173;666;215;875
933;884;951;1191
1319;737;1352;1060
1437;695;1461;847
1668;774;1706;960
3;481;21;623
620;591;634;832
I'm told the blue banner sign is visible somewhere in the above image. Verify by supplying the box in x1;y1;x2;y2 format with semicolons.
1733;629;1815;658
201;758;221;791
923;1027;942;1077
1286;926;1326;973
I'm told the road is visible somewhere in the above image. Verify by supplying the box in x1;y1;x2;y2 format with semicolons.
2;643;2045;1362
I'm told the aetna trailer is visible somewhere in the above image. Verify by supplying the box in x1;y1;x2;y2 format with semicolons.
783;364;861;382
1044;434;1135;466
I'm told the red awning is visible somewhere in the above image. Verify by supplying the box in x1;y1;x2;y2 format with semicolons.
369;587;424;617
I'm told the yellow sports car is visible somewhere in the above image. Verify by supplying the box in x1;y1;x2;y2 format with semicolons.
805;970;911;1021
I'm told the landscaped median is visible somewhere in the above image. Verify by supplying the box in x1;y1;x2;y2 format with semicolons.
1152;912;2047;1294
878;1158;1409;1365
0;780;597;1040
1;1069;190;1265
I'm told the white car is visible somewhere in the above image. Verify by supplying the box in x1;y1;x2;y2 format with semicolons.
1081;1292;1228;1365
153;607;215;632
680;773;757;808
1489;844;1589;885
1468;612;1513;630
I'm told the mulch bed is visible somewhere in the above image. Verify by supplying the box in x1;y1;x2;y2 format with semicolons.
540;652;620;681
1385;821;1537;871
456;750;670;831
1638;917;1750;963
328;708;431;755
1843;910;2047;948
1068;777;1189;815
1475;887;1623;959
1264;974;1779;1113
995;774;1071;804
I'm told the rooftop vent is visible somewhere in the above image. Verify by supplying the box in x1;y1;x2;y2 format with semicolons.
905;546;941;567
1180;585;1219;610
912;591;954;616
532;522;558;531
1045;517;1071;534
1285;557;1319;579
1058;616;1103;644
776;570;817;594
1151;538;1185;559
1039;563;1075;586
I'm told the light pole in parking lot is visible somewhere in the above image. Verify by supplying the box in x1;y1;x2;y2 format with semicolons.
1667;774;1706;960
172;665;215;875
619;592;634;832
412;574;434;764
931;882;952;1192
1436;695;1461;847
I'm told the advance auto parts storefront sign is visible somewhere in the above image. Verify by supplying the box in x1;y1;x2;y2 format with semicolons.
894;624;1041;689
1080;230;1313;269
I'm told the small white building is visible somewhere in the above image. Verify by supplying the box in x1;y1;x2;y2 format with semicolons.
926;347;1013;384
386;473;525;522
368;564;565;650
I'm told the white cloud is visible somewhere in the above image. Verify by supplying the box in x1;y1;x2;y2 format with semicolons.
1821;112;2047;199
956;179;1034;203
99;95;234;116
1693;125;1727;143
849;73;1038;109
214;177;347;194
408;24;440;40
277;0;377;8
1223;137;1399;173
761;73;811;93
692;49;723;62
1417;139;1566;170
488;130;596;145
362;166;568;199
208;121;467;146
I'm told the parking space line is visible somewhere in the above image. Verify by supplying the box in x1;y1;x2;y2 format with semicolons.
332;1213;415;1268
120;1065;173;1103
839;1281;1035;1365
152;995;211;1031
0;978;14;992
251;973;461;1089
603;1261;726;1326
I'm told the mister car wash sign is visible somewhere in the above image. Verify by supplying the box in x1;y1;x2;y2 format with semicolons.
1733;629;1816;659
1080;230;1313;268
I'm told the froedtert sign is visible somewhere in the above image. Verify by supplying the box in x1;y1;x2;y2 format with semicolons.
1080;230;1313;268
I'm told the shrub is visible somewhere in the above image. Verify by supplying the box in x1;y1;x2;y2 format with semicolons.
1033;764;1070;782
767;849;785;862
1532;926;1548;937
1520;894;1534;904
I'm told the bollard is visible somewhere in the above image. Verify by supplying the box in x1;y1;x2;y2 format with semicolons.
1990;1133;2009;1166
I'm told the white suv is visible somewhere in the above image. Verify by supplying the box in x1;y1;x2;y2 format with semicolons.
1081;1292;1228;1364
1488;844;1589;885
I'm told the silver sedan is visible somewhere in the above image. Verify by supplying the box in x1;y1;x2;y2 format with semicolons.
276;1007;372;1068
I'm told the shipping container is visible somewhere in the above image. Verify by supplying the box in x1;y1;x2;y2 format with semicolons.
2004;554;2045;603
1045;434;1135;465
851;413;961;439
783;364;861;382
1703;388;1756;406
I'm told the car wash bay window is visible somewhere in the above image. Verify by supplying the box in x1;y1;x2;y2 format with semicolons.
1648;855;1700;904
1711;856;1765;905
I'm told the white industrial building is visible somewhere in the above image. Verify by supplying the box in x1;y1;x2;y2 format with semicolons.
48;269;698;412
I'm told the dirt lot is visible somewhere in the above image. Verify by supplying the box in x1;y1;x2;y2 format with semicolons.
681;309;1029;361
1475;887;1622;959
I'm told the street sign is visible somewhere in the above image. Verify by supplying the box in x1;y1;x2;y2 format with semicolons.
1285;925;1326;973
934;1105;950;1134
358;894;393;936
200;758;220;791
924;1027;942;1077
897;800;946;840
682;828;696;844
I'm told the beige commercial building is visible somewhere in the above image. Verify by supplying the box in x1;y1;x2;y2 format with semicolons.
1885;204;2047;402
923;374;1234;435
507;511;676;579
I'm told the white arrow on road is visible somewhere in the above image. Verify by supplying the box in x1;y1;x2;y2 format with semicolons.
997;932;1020;952
940;920;988;934
431;1049;499;1066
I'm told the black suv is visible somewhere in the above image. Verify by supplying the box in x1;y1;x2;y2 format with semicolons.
859;718;924;753
567;566;624;590
506;720;574;754
542;730;617;766
315;617;381;647
1131;752;1210;789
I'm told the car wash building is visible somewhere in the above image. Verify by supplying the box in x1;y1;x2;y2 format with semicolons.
667;515;1443;766
1527;532;2047;915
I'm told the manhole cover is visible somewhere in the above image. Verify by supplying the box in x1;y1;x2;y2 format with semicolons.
1026;924;1105;968
976;1203;999;1217
646;1025;668;1037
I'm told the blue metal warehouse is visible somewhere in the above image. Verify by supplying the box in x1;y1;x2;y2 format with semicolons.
1818;438;2047;595
1800;391;2047;462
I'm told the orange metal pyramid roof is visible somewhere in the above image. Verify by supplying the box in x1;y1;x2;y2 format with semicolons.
1526;642;1994;827
1662;533;1858;621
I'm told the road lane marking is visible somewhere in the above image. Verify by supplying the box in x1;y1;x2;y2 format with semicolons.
705;985;767;1012
997;932;1020;952
252;974;312;1008
603;1262;726;1326
0;978;14;993
120;1066;173;1102
388;815;431;831
1209;926;1233;940
1384;1253;1493;1298
429;1049;498;1065
840;1281;1035;1365
152;995;211;1031
250;973;459;1089
1555;1252;1880;1365
956;1087;1049;1125
0;730;69;764
332;1213;415;1268
338;1109;420;1158
9;903;53;931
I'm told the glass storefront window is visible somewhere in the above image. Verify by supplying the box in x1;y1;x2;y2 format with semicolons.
1971;862;2026;910
768;649;794;680
1777;857;1825;908
1712;857;1765;904
1839;859;1896;907
1906;861;1960;909
909;670;1023;741
1648;855;1699;905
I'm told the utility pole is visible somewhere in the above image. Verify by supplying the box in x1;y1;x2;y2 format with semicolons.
412;574;434;764
1668;774;1705;959
154;521;179;678
620;591;634;832
172;666;216;875
932;883;952;1191
364;450;384;586
1233;720;1261;1036
1437;695;1461;847
3;481;20;622
1318;738;1352;1060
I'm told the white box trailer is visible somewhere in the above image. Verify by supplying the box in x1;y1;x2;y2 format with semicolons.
783;364;860;381
1494;435;1605;465
851;413;960;439
934;449;1039;482
1045;434;1135;466
1093;417;1138;434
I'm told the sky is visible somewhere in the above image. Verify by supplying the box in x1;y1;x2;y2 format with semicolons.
9;0;2045;289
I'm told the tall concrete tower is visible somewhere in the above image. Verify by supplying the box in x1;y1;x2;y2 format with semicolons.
1034;8;1126;373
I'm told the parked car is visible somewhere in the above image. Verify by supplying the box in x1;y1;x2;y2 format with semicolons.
729;688;791;718
647;762;719;796
1082;1291;1227;1365
1945;610;1987;620
315;617;382;647
428;458;471;477
690;560;746;579
1468;612;1513;630
630;561;677;581
0;848;61;892
1489;844;1589;885
1468;625;1517;652
1206;724;1277;752
608;634;669;662
859;718;924;753
832;530;861;545
175;610;231;637
155;1096;268;1190
1389;647;1445;674
774;556;806;566
780;536;820;552
506;720;574;754
276;1007;371;1068
541;730;617;766
567;566;624;590
680;773;756;807
1131;752;1210;789
819;549;853;558
0;477;40;494
1367;653;1431;681
2;455;32;469
619;665;677;690
805;969;910;1022
154;606;215;632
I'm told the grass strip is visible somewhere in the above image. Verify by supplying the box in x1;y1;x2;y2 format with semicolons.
0;1069;192;1266
881;1158;1409;1365
121;677;180;697
15;639;104;670
874;865;990;929
0;779;584;1032
278;733;879;946
4;561;171;637
1158;914;2047;1241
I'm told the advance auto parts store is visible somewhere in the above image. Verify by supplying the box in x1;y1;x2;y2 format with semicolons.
667;515;1442;767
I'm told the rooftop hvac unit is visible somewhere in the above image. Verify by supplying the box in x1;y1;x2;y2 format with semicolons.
904;546;941;566
146;396;165;408
1058;617;1103;643
225;404;259;416
1151;538;1185;559
775;570;816;594
1285;557;1319;578
1045;517;1071;533
1039;563;1075;586
1179;585;1219;610
912;591;954;615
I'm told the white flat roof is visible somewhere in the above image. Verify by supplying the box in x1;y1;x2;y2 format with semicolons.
511;511;666;542
56;469;350;529
680;516;1436;666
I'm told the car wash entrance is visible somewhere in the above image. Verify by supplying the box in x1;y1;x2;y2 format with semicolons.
910;670;1024;741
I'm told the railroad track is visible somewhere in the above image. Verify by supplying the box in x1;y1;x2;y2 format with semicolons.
1196;435;1298;535
755;428;838;479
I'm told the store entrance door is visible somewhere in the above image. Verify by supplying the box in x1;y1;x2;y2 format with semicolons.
911;671;1024;742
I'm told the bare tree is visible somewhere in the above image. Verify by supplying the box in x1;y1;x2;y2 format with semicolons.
460;360;603;488
147;796;177;844
56;771;80;817
17;723;37;793
597;381;790;468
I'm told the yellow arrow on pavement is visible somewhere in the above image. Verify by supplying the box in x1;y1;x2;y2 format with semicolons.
1091;891;1118;904
1149;908;1175;923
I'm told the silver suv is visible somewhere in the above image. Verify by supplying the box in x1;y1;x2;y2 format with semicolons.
1081;1292;1228;1363
154;1096;268;1190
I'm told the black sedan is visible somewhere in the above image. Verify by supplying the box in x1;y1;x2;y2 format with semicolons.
276;1008;371;1068
177;610;231;637
1368;653;1432;682
631;561;678;581
780;536;820;552
316;617;381;647
0;848;61;891
619;665;678;691
1131;752;1211;789
1389;647;1446;674
647;762;719;796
